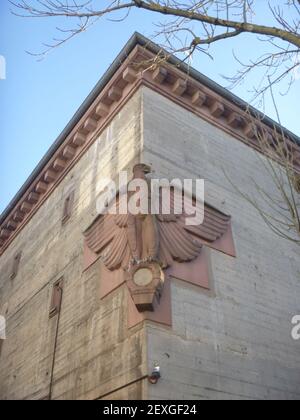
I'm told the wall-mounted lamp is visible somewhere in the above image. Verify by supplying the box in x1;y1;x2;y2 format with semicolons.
148;362;161;384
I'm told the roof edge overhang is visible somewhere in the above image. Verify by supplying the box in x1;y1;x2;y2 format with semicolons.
0;32;299;253
0;32;143;225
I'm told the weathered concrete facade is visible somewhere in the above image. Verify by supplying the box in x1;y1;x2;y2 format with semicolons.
141;87;300;400
0;91;149;400
0;34;299;400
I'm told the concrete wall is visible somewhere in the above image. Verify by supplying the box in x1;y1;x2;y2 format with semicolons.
1;84;299;400
141;87;300;400
0;90;148;400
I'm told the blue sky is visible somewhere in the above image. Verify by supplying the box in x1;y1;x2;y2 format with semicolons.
0;1;299;213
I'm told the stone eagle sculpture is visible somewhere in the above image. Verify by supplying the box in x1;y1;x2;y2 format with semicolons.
84;164;231;272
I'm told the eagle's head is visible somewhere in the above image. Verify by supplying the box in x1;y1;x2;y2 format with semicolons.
133;163;152;178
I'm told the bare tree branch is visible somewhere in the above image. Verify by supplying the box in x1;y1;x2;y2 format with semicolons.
224;85;300;246
9;1;300;98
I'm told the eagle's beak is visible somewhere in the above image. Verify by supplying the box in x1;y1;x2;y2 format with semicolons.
143;164;151;174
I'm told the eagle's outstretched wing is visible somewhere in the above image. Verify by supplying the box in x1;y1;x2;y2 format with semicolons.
84;213;131;270
156;190;231;267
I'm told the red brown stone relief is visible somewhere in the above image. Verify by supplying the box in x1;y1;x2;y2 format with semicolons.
83;164;235;328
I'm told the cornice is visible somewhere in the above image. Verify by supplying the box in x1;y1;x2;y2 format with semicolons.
0;44;299;256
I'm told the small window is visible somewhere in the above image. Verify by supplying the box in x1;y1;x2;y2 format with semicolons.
62;191;75;224
49;278;63;318
10;252;22;280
